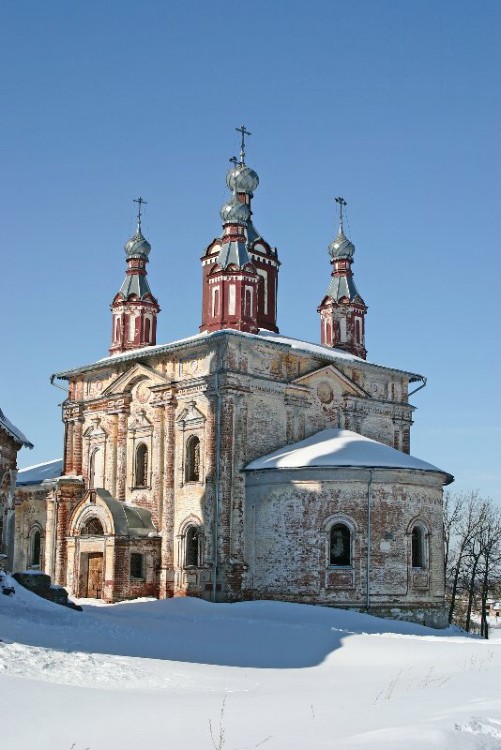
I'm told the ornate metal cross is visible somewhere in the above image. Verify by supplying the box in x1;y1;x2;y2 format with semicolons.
236;124;251;164
335;196;347;230
133;196;147;231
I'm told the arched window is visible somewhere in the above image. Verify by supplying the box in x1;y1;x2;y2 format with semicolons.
355;319;361;344
412;525;426;568
88;446;105;490
144;318;151;342
135;443;148;487
212;287;220;317
81;517;104;536
244;287;253;318
329;523;351;566
114;317;121;342
30;529;41;567
185;435;200;482
185;526;200;567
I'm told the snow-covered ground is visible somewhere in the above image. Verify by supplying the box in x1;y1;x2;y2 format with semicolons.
1;576;501;749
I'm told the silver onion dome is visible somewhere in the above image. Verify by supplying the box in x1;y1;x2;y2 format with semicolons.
220;197;251;225
124;226;151;258
328;227;355;259
226;163;259;195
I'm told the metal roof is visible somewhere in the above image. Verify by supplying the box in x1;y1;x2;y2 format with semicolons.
17;459;63;486
216;238;253;269
0;408;33;448
51;328;424;384
118;273;153;299
327;274;363;303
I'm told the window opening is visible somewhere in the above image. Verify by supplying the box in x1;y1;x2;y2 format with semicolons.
185;435;200;482
185;526;199;567
135;443;148;487
130;552;143;579
412;526;425;568
330;523;351;566
31;530;41;567
81;517;104;536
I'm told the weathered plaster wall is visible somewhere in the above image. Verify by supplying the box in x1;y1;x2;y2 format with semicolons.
244;467;446;624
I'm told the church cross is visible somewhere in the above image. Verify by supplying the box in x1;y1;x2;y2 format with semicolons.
236;124;251;164
133;196;148;232
335;196;347;231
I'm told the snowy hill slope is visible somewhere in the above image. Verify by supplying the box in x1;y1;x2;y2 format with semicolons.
1;575;501;749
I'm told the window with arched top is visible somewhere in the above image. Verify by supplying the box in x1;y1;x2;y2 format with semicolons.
30;529;41;567
89;447;106;490
412;525;426;568
135;443;148;487
144;318;151;342
81;518;105;536
185;525;200;567
244;287;253;318
185;435;201;483
329;523;352;566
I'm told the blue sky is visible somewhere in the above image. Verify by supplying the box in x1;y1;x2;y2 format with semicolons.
1;1;500;501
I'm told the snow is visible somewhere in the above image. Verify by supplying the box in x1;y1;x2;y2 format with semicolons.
54;327;419;380
0;407;33;448
1;574;501;749
246;428;453;483
16;458;63;484
259;329;362;362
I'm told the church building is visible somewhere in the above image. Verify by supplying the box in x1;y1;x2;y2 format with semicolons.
14;128;452;626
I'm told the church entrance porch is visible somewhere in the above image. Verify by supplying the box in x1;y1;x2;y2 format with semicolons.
65;489;162;602
80;552;104;598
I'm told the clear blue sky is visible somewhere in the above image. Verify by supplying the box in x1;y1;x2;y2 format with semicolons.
1;1;499;502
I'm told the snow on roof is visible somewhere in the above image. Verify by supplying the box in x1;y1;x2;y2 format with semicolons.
52;328;421;381
17;458;63;486
245;428;453;483
258;330;361;362
0;408;33;448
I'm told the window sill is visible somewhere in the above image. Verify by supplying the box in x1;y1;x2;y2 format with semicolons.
328;565;353;570
130;577;145;582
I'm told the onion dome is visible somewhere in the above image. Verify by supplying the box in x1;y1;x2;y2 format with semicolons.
124;224;151;259
226;163;259;195
220;196;251;225
328;226;355;259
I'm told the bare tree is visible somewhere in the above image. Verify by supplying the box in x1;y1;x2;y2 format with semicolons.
445;491;486;625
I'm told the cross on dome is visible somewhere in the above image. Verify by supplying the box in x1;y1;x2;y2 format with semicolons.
335;196;347;231
133;196;148;233
236;124;251;164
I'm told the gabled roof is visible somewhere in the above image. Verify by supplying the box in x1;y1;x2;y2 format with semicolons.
0;408;33;449
245;428;453;484
290;363;369;398
52;328;424;383
17;459;62;486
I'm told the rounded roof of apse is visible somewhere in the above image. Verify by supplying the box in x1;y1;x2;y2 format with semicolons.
226;163;259;195
328;227;355;259
220;197;251;225
124;227;151;258
245;428;454;485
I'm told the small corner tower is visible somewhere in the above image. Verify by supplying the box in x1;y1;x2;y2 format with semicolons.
200;126;280;334
318;197;367;359
109;198;160;356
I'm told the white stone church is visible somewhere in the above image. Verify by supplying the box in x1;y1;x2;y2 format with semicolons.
14;129;453;626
